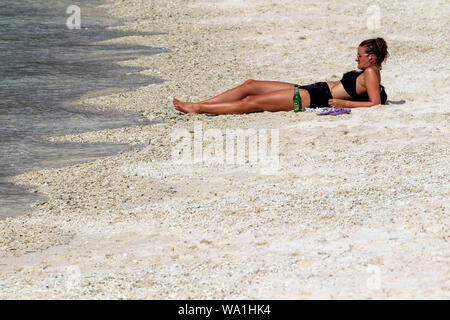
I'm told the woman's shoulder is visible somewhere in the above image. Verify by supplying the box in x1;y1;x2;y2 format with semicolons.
360;67;381;82
361;66;380;76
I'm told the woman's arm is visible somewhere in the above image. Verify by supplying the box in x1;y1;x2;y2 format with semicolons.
328;99;375;108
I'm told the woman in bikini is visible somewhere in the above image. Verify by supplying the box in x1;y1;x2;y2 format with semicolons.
173;38;389;114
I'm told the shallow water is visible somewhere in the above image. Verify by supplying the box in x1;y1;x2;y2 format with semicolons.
0;0;168;219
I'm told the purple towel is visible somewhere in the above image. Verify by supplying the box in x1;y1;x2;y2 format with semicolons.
317;106;351;116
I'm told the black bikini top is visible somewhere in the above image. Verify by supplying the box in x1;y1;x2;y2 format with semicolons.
341;71;387;104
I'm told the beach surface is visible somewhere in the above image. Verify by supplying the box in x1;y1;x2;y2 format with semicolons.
0;0;448;299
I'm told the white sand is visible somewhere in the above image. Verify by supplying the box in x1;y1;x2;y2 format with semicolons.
0;0;448;299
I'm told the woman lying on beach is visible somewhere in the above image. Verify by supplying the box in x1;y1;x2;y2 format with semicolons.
173;38;389;114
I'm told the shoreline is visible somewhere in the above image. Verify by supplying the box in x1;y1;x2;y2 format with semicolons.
0;0;166;220
0;0;448;299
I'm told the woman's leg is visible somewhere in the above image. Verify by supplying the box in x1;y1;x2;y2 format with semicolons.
174;88;311;114
196;79;295;104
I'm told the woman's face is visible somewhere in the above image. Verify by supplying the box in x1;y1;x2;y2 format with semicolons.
355;46;371;69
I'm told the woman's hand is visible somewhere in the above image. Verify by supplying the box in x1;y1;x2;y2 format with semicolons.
328;99;348;108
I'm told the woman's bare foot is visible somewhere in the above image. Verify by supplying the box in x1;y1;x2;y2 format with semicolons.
173;98;201;114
